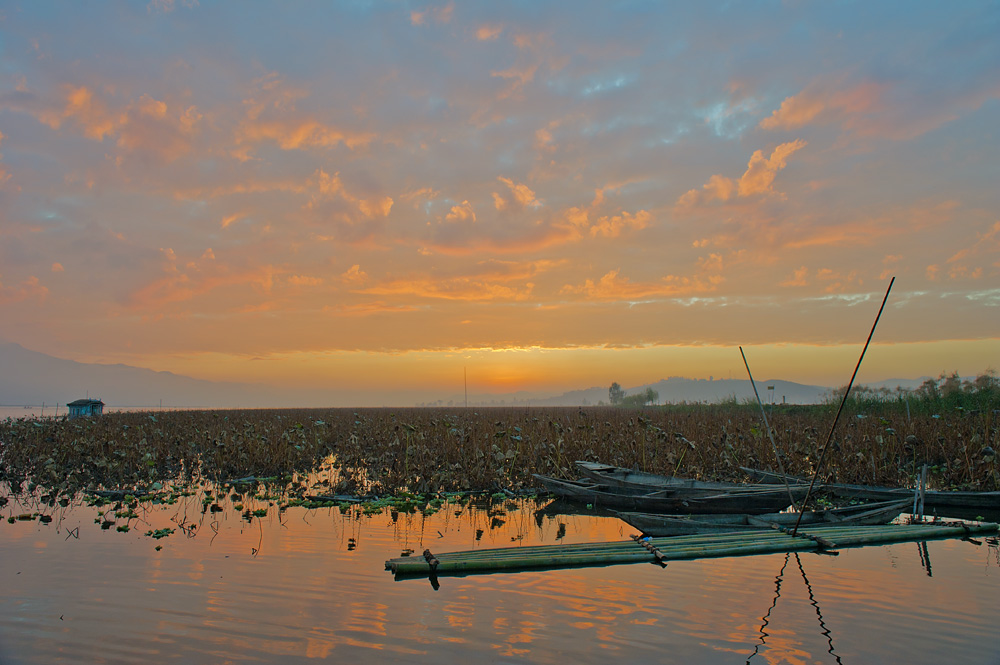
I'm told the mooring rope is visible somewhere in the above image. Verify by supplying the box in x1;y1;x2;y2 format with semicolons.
771;524;835;549
632;535;668;566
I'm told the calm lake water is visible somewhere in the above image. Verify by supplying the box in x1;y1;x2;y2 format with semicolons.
2;489;999;665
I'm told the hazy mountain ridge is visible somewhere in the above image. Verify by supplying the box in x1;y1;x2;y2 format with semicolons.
0;342;269;408
1;342;936;408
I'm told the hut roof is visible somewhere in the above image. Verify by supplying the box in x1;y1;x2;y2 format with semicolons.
67;398;105;407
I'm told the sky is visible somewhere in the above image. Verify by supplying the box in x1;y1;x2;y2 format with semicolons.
0;1;998;404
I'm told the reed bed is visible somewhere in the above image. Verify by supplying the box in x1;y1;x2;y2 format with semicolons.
1;402;997;502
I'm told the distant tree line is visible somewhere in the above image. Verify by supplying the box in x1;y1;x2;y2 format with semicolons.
608;382;659;408
827;370;999;415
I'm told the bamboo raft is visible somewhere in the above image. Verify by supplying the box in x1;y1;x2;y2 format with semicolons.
385;521;998;579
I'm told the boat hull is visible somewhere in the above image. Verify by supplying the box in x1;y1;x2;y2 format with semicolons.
616;499;911;536
741;467;1000;509
533;474;804;514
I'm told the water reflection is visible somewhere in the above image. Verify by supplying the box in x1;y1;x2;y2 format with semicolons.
1;487;1000;664
918;541;933;577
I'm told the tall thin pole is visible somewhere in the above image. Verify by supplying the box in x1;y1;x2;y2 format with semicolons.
740;347;797;509
464;367;468;408
792;277;895;535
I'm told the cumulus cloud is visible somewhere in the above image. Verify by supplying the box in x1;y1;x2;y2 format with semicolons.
677;140;807;207
25;85;200;162
341;265;369;285
445;200;476;223
589;210;650;238
493;176;540;211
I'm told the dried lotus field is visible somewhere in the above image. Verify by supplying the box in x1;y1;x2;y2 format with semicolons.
2;402;997;503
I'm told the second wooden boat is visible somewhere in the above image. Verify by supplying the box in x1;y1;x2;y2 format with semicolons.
533;474;806;514
616;499;912;536
741;467;1000;510
575;460;807;493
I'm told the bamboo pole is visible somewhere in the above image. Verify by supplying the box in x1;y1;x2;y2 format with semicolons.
740;347;798;509
792;277;895;535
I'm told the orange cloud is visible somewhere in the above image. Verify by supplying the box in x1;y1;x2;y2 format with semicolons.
341;265;368;285
237;118;373;153
234;76;374;158
365;277;534;302
589;210;651;238
738;139;807;197
0;275;48;305
128;249;277;310
359;196;394;218
494;176;540;210
421;197;649;256
677;140;806;207
51;262;65;272
816;268;861;293
33;86;200;162
560;269;722;301
491;63;539;99
305;169;392;220
880;254;901;280
401;187;440;207
363;259;553;302
115;95;201;162
760;80;885;130
946;220;1000;265
477;24;503;41
38;85;116;140
697;253;724;272
782;200;958;250
445;200;476;223
410;3;453;26
286;275;323;287
781;266;809;287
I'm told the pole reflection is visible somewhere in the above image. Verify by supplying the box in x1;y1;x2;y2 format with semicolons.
746;552;842;665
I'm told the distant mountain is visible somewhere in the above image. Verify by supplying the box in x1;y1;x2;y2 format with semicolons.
0;342;269;408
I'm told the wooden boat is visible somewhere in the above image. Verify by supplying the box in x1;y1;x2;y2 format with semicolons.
533;474;805;514
616;499;912;536
575;460;808;493
741;467;1000;510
